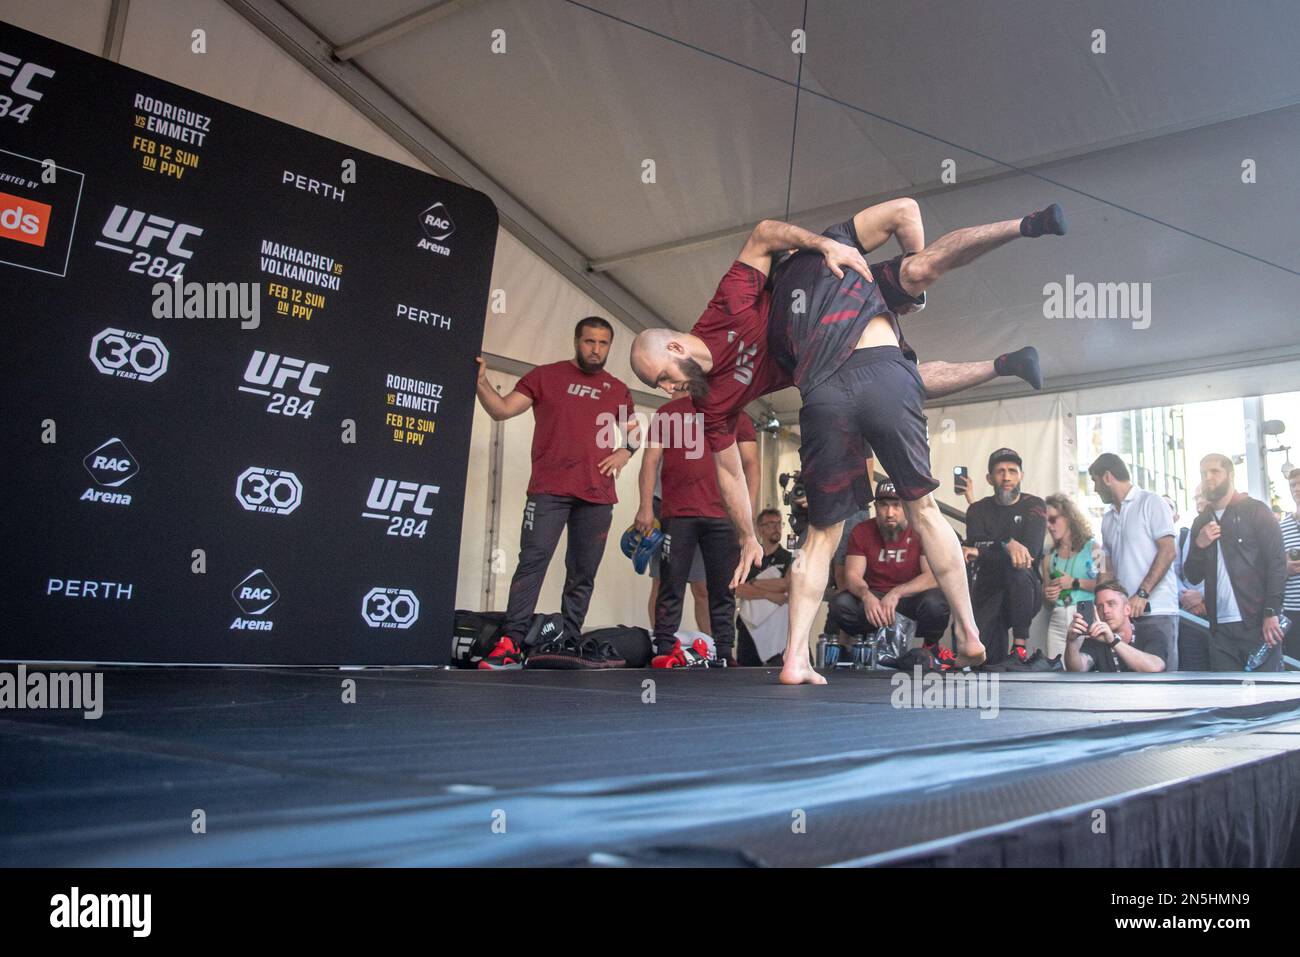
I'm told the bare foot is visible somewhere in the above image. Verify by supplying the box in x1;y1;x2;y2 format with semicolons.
953;635;987;668
779;662;828;685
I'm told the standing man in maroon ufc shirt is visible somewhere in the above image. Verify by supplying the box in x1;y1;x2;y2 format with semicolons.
475;317;640;669
633;397;759;665
630;197;1065;684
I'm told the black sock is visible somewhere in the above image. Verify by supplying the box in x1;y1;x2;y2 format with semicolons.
994;345;1042;390
1020;203;1066;237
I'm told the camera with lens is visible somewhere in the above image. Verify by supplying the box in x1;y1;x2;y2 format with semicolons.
779;471;809;542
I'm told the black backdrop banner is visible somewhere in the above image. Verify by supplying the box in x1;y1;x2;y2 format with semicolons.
0;22;498;665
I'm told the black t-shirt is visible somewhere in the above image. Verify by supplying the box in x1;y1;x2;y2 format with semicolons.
747;545;793;582
1080;637;1126;672
965;493;1048;565
1079;626;1171;672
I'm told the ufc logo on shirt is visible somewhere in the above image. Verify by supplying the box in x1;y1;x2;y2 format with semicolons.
878;548;909;564
733;340;757;386
566;383;602;400
0;52;55;101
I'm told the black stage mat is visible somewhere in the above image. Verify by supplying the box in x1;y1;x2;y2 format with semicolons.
3;666;1300;866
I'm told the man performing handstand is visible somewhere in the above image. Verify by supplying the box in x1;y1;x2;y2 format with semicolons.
629;197;1066;684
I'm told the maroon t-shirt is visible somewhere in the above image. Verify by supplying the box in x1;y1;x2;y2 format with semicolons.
846;519;924;592
656;397;757;519
691;261;793;454
514;360;634;504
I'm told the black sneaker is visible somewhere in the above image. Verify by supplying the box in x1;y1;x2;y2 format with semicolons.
1005;648;1053;672
528;636;618;670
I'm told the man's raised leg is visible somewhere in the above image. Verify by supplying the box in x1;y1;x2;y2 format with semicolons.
779;521;844;685
919;349;1043;397
902;494;985;667
899;204;1065;296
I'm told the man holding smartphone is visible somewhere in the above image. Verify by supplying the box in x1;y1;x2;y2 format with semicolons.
1064;580;1169;673
1183;454;1288;671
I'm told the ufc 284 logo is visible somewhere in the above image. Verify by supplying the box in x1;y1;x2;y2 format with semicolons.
239;350;327;419
363;477;439;539
0;52;55;124
96;205;203;279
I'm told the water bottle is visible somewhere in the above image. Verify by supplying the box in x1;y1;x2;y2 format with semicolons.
1245;612;1291;672
816;634;840;669
852;635;871;670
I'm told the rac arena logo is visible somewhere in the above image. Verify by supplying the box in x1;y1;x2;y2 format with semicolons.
417;201;453;257
231;569;279;632
0;191;51;247
81;437;138;507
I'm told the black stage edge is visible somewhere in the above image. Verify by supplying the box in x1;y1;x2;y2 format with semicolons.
3;665;1300;868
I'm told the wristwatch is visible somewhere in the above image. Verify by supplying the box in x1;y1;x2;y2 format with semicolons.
1135;587;1150;600
1107;635;1122;648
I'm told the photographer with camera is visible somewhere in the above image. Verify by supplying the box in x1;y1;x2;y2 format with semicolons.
1064;580;1169;673
828;480;954;664
1282;468;1300;661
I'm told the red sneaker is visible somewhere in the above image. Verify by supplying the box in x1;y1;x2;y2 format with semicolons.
1010;644;1030;664
652;639;713;669
652;640;688;669
477;635;524;671
928;643;958;670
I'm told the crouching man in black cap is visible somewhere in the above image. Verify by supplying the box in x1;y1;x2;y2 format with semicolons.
961;448;1047;667
827;480;955;665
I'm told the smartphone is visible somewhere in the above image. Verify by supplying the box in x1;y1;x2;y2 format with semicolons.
954;466;969;495
1076;600;1096;627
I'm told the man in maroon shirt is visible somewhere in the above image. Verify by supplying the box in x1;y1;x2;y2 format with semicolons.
828;480;952;663
474;317;640;669
634;398;759;664
630;197;1065;683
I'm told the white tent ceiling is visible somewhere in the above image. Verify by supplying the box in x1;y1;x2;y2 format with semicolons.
48;0;1300;412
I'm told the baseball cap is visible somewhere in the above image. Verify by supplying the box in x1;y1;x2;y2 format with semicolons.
988;448;1022;473
875;479;901;500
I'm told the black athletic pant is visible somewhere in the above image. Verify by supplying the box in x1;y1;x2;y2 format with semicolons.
1209;618;1282;672
971;557;1040;663
1177;615;1212;671
504;494;613;641
828;589;950;644
654;516;739;656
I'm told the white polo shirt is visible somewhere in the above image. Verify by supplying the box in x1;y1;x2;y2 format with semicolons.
1100;485;1178;615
